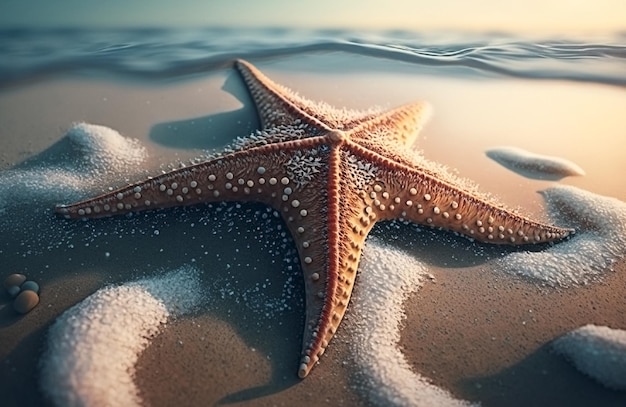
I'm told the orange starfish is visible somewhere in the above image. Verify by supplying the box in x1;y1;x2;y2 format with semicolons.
56;59;574;378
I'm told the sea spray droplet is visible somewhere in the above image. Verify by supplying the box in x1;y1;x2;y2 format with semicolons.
486;146;585;181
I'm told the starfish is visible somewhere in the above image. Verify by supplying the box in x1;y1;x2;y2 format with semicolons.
56;59;574;378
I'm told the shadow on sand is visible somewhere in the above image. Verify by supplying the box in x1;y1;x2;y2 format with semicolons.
459;343;626;407
148;68;259;151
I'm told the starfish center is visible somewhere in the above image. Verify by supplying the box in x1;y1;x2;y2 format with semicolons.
327;129;348;143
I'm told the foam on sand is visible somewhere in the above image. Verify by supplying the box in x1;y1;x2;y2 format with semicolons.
64;122;147;173
40;266;205;407
552;325;626;391
347;238;475;407
486;146;585;180
497;185;626;286
0;122;147;214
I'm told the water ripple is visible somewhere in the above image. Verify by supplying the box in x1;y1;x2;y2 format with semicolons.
1;27;624;88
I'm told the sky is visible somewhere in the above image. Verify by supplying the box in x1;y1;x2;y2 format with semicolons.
0;0;624;35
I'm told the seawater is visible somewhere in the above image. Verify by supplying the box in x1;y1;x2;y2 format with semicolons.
1;27;625;87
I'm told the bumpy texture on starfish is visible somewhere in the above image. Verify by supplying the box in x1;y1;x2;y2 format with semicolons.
56;59;574;378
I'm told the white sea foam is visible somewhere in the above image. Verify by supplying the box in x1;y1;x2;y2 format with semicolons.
497;185;626;286
65;122;147;173
348;238;475;407
552;324;626;391
0;123;146;214
40;266;205;407
0;169;84;214
486;146;585;180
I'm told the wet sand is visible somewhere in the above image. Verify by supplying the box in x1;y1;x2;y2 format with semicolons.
1;54;625;406
403;260;626;407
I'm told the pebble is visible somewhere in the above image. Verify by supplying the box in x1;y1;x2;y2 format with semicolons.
3;273;26;297
3;273;42;314
7;285;21;298
13;290;39;314
20;280;40;294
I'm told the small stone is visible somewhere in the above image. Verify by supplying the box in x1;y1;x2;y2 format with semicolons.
4;273;26;297
13;290;39;314
20;280;40;294
7;285;21;297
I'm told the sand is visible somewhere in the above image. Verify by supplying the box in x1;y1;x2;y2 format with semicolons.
1;54;625;406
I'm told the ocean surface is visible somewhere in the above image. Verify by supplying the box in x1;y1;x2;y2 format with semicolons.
1;27;625;88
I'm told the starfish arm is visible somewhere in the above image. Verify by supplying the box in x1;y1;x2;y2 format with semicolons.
350;102;432;147
55;140;324;219
286;183;345;379
235;59;379;132
294;146;375;378
367;163;574;244
235;59;331;130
